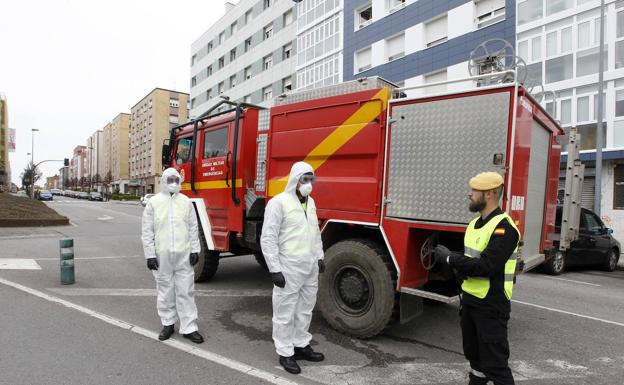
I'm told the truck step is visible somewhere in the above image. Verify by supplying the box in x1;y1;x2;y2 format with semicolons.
400;287;459;304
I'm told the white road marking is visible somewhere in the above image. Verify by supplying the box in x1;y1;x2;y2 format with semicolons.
0;277;298;385
97;215;113;221
0;233;62;240
543;276;601;287
0;259;42;270
36;255;142;261
46;288;272;297
512;299;624;327
295;358;591;385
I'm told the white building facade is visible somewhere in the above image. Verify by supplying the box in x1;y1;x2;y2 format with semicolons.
517;0;624;237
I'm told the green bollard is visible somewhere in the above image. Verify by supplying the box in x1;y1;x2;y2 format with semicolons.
59;239;75;285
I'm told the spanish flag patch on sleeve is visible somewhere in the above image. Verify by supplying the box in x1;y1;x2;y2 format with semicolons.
494;228;506;235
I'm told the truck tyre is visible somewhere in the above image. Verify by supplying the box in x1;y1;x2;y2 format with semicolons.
254;251;269;270
318;239;398;339
194;224;219;282
603;248;619;272
543;250;565;275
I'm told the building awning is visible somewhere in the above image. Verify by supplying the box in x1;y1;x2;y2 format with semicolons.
561;148;624;164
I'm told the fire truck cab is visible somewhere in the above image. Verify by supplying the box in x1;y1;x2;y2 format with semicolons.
163;74;564;338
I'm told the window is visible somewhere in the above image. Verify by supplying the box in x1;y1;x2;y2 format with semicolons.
577;46;608;77
230;75;237;88
206;89;212;100
263;86;272;101
617;41;624;68
546;31;557;57
560;99;572;125
618;10;624;38
218;82;224;94
245;9;253;24
191;76;197;87
475;0;505;29
231;21;237;35
230;48;237;62
386;33;405;61
203;127;228;159
244;66;252;80
582;211;604;234
244;94;252;103
218;57;224;69
264;24;273;40
169;99;179;108
578;21;591;49
561;27;572;52
518;40;528;61
424;70;448;94
191;54;197;66
357;4;373;28
264;0;271;9
518;0;542;25
425;15;448;47
245;37;252;52
546;0;573;16
387;0;405;13
219;31;225;44
577;96;590;122
283;9;294;26
531;36;541;61
594;17;606;45
355;47;372;73
169;115;179;124
616;90;624;117
282;76;293;92
545;54;572;83
207;66;212;76
615;165;624;209
263;55;273;70
175;137;193;164
207;42;213;53
283;43;292;60
190;98;195;109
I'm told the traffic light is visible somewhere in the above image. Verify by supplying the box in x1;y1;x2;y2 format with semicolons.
64;158;69;167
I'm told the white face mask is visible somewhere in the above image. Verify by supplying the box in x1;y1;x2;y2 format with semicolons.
167;183;181;194
298;183;312;197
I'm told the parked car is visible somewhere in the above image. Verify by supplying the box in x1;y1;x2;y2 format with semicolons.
38;190;53;201
50;188;63;196
88;192;103;201
140;193;155;207
543;206;621;275
78;192;89;199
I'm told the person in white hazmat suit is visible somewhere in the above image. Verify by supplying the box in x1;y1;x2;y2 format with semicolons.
261;161;326;374
141;168;204;344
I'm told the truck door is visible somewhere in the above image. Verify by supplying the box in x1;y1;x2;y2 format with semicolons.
172;135;193;185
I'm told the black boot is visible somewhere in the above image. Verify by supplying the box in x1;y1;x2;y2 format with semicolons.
294;345;324;362
279;355;301;374
183;331;204;344
158;325;174;341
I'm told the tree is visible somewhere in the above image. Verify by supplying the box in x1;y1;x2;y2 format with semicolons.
19;162;42;198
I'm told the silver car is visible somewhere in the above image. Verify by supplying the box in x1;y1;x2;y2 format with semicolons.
140;193;155;207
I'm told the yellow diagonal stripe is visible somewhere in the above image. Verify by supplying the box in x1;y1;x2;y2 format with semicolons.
181;178;242;191
268;88;390;196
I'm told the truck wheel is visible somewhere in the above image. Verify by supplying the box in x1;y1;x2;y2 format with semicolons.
603;249;619;272
543;250;565;275
194;225;219;282
254;251;268;270
318;239;398;339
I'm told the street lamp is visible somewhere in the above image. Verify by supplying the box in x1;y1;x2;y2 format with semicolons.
31;129;39;198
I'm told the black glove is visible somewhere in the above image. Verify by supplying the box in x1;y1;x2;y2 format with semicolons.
271;272;286;288
318;259;326;273
517;259;525;273
146;258;159;271
190;252;199;266
432;245;451;265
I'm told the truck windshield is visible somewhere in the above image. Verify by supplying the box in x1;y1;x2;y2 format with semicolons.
175;137;193;164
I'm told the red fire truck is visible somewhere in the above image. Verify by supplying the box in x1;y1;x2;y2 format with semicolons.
162;75;564;338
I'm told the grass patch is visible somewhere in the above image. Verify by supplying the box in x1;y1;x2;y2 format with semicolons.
0;193;67;221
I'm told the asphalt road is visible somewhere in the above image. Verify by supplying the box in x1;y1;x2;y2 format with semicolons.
0;198;623;385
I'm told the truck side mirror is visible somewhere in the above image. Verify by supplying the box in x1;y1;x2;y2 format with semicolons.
162;144;170;167
607;228;614;235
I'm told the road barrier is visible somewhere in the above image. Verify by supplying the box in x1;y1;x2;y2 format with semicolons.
59;239;75;285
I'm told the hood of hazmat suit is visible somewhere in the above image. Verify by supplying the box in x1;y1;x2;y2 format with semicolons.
141;167;201;334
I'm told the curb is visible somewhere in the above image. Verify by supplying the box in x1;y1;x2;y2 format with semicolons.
0;217;70;227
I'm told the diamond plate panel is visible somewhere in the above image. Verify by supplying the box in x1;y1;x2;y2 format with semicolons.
258;109;270;132
386;92;511;224
255;133;268;192
274;77;396;106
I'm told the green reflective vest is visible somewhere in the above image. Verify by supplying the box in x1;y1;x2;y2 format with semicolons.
462;212;520;300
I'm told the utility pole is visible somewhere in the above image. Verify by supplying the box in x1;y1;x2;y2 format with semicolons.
30;129;39;198
595;0;605;215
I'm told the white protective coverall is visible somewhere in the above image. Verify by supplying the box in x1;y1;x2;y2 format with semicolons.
260;161;324;357
141;168;201;334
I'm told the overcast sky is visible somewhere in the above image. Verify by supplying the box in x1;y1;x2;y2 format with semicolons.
2;0;231;185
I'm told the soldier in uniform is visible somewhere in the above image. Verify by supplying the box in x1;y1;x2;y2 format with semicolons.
434;171;520;385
